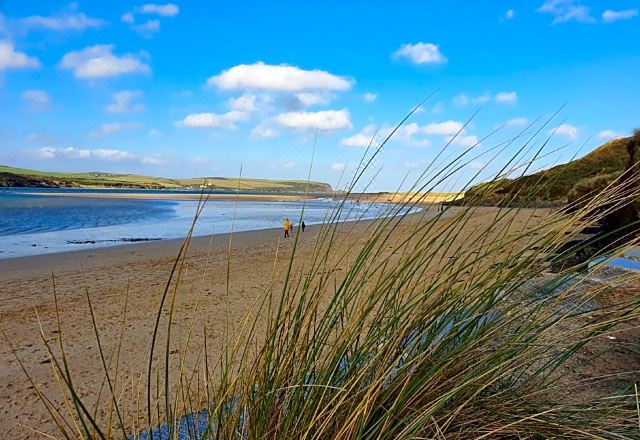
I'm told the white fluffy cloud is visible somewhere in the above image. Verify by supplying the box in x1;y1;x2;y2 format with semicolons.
363;92;377;103
207;62;353;92
91;122;143;137
180;93;258;130
250;124;279;139
393;42;447;65
504;9;515;20
21;90;51;112
602;9;638;22
597;130;624;140
276;109;352;131
495;91;518;104
136;3;180;16
551;123;579;140
60;45;150;79
0;40;40;71
341;125;379;147
106;90;145;113
537;0;594;24
20;12;106;31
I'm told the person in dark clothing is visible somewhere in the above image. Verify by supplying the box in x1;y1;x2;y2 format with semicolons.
301;221;306;232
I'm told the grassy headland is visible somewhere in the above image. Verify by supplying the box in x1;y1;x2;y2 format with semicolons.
0;165;333;193
463;134;637;206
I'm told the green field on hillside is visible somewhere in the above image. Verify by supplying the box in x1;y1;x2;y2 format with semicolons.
0;165;333;193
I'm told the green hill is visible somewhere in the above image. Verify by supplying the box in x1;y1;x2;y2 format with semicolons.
463;135;635;206
0;165;333;193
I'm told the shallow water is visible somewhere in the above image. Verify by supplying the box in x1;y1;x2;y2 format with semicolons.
0;189;416;258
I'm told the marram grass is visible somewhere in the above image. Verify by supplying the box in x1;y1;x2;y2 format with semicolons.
11;110;640;439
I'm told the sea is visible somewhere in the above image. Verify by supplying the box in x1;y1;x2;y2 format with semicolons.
0;188;417;258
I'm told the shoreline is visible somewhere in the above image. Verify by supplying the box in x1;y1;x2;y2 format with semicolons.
20;191;317;202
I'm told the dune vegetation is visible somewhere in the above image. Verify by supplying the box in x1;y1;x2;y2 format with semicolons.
9;113;640;439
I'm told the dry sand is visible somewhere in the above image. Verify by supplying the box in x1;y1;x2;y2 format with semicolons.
3;206;633;439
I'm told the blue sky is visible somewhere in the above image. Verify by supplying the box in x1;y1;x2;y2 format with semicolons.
0;1;638;191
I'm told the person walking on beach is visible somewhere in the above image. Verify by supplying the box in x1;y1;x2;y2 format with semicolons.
283;218;291;238
301;221;306;233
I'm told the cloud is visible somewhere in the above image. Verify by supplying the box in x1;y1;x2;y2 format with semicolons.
250;124;279;139
468;161;485;170
537;0;595;24
36;147;139;162
431;101;444;114
60;45;150;79
106;90;145;113
295;92;330;107
506;117;529;127
141;156;168;165
0;40;40;70
132;20;160;38
148;128;162;137
448;134;480;148
20;12;106;31
597;130;624;141
363;92;377;103
602;9;638;23
121;13;135;24
341;123;438;148
91;122;143;137
135;3;180;16
495;91;517;104
551;123;578;140
452;93;491;107
27;133;56;144
424;120;464;136
276;109;352;131
179;111;249;129
207;62;353;92
331;162;346;171
341;125;379;147
21;90;51;112
180;93;259;130
393;42;447;65
452;91;517;106
228;93;257;113
504;9;515;20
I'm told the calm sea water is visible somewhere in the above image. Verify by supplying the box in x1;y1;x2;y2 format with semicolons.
0;189;416;258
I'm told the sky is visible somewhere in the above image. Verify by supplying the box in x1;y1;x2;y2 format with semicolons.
0;0;638;191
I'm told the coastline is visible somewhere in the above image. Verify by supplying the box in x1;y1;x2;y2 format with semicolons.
20;191;316;202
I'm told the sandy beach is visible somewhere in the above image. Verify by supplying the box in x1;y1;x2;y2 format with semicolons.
3;206;636;439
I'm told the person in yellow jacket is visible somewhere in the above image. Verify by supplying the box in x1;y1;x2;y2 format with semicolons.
283;218;291;238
